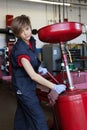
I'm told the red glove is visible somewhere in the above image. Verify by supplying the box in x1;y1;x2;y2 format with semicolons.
48;90;59;105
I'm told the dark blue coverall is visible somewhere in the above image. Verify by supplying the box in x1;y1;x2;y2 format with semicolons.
10;36;49;130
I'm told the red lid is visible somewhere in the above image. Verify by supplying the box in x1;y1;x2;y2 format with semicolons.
57;89;87;103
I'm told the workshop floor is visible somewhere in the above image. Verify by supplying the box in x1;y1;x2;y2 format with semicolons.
0;81;54;130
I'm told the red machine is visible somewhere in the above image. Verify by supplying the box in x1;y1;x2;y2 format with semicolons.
38;22;87;130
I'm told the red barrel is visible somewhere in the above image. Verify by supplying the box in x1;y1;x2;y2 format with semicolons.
54;89;87;130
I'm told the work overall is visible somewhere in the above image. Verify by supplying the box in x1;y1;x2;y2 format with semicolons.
10;37;48;130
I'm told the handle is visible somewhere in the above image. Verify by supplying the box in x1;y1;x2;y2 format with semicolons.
47;71;59;84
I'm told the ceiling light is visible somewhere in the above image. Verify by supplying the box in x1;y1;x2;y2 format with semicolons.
22;0;71;6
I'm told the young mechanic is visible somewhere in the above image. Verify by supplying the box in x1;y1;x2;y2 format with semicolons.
10;15;66;130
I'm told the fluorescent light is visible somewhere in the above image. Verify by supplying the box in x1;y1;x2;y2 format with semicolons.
22;0;71;6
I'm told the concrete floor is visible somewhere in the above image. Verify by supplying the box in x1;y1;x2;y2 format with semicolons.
0;81;54;130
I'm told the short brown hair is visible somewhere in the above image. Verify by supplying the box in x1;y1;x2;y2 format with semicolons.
11;15;32;37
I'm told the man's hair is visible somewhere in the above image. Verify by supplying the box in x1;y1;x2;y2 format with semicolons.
11;15;32;37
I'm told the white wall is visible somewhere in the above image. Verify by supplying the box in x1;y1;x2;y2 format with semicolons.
0;0;87;49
